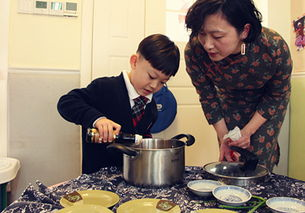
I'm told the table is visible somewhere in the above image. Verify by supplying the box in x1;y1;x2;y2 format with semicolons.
2;166;305;213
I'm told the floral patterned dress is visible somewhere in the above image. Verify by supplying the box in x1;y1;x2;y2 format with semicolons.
184;27;292;171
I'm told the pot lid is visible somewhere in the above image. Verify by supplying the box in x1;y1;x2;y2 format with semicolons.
203;161;269;179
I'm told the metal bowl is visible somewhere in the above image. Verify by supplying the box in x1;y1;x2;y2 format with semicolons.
203;161;270;187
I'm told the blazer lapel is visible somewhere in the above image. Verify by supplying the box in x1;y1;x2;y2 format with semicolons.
114;73;135;130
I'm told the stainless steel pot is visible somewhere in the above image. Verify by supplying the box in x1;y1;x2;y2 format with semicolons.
107;134;195;186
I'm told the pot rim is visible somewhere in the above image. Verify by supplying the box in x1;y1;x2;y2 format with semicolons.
129;145;185;151
129;138;187;151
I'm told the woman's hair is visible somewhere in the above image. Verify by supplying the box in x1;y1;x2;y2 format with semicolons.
185;0;262;42
137;34;180;76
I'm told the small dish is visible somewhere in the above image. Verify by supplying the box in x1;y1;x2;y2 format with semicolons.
187;180;223;197
212;185;251;206
60;190;120;208
58;204;113;213
266;197;305;213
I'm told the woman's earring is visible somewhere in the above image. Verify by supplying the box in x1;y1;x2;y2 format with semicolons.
241;43;246;55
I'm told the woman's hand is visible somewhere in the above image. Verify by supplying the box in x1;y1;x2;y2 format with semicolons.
227;128;251;149
94;118;121;143
219;138;240;162
228;111;267;148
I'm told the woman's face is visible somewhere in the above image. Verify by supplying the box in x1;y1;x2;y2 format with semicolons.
198;12;246;61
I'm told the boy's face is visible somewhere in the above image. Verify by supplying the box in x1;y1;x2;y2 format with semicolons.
129;54;170;96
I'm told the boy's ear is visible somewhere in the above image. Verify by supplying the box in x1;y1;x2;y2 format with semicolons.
129;54;138;69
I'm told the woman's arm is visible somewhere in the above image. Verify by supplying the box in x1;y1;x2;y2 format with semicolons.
256;30;292;121
185;39;230;161
184;39;224;125
213;118;234;161
213;118;228;146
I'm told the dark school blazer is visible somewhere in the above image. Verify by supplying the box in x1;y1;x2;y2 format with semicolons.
57;73;157;174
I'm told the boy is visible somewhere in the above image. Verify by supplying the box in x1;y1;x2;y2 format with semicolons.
57;34;180;174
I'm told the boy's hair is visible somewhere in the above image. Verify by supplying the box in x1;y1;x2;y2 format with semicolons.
137;34;180;76
185;0;262;43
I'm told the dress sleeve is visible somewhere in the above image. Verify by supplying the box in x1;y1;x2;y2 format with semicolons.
184;40;223;124
256;35;292;120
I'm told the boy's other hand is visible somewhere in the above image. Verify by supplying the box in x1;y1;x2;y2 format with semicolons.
94;118;121;143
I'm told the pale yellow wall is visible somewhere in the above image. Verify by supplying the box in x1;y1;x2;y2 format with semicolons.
288;0;305;181
289;76;305;181
254;0;268;26
290;0;305;72
0;0;9;156
268;0;291;43
9;0;81;69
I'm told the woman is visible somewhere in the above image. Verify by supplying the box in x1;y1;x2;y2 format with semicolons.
184;0;292;171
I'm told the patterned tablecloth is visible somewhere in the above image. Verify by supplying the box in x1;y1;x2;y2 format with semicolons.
2;166;305;213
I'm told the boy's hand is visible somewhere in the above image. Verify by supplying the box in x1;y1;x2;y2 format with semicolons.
94;118;121;143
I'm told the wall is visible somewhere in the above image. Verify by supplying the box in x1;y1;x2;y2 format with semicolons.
289;76;305;180
6;0;82;201
290;0;305;72
254;0;268;26
0;0;9;157
268;0;291;43
288;0;305;180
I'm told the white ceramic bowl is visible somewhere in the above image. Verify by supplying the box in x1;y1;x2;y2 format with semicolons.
266;197;305;213
187;180;223;197
212;185;251;206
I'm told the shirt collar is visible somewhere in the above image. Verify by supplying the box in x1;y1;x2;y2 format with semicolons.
122;70;152;102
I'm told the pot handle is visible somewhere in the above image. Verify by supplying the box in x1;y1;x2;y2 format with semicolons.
107;143;138;156
171;134;195;146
